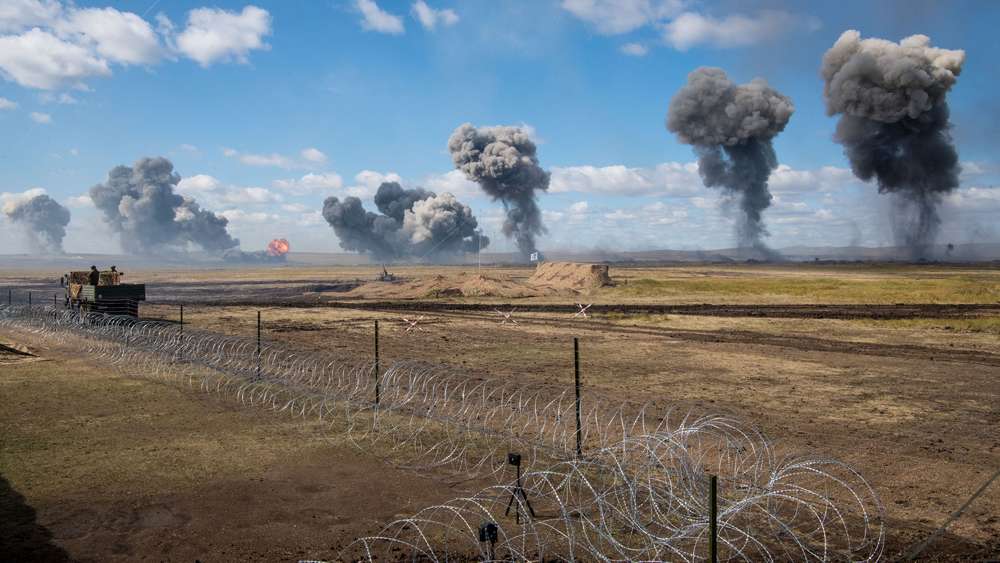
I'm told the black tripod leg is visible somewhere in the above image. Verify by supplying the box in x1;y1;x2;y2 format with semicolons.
519;487;536;517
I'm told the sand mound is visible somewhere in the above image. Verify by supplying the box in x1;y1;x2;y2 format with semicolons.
348;272;542;299
528;262;613;291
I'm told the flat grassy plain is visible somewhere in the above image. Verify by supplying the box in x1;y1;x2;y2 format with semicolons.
2;261;999;561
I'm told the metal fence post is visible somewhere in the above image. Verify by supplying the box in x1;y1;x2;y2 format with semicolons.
374;319;381;406
256;310;261;378
709;474;718;563
574;337;582;459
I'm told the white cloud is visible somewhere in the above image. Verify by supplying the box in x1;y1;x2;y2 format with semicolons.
422;169;479;199
0;97;16;110
661;10;815;50
68;147;78;156
356;0;404;35
550;161;701;196
0;0;62;33
1;187;46;214
223;148;293;169
174;6;272;67
179;143;198;152
568;201;589;213
768;165;857;194
347;170;403;198
273;172;344;195
0;4;271;91
411;1;459;30
41;91;77;104
29;111;51;123
945;185;1000;211
65;194;93;208
281;203;309;213
0;28;110;89
560;0;683;35
177;174;220;192
57;7;162;65
178;173;282;206
219;208;278;224
620;42;648;56
300;147;327;164
604;209;637;220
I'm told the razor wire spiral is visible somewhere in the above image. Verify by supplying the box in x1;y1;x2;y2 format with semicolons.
0;304;884;561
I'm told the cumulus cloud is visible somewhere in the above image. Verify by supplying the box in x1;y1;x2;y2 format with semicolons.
0;2;271;90
300;147;327;164
620;42;648;56
661;10;818;51
356;0;404;34
0;97;16;109
346;170;404;198
57;6;162;65
174;6;272;67
561;1;818;54
273;172;344;195
0;28;109;89
560;0;684;35
550;162;701;196
0;0;62;33
411;1;459;30
177;173;282;206
29;111;51;123
224;147;330;169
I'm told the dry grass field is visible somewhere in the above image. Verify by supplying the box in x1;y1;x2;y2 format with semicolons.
2;261;999;561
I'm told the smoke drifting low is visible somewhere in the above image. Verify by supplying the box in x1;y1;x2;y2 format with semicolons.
448;124;549;260
89;157;239;254
822;30;965;260
2;194;71;253
667;67;794;255
322;182;487;261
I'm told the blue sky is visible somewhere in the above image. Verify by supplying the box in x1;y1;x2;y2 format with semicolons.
1;0;998;255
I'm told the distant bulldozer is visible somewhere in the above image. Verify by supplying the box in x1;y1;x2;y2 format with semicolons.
64;267;145;317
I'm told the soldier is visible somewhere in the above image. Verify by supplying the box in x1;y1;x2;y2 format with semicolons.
88;265;100;286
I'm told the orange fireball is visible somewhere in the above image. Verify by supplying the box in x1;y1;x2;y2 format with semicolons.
267;238;290;256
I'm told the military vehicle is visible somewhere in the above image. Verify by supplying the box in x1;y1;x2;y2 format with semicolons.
64;268;145;317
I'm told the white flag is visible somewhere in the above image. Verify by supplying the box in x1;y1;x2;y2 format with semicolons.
530;252;539;262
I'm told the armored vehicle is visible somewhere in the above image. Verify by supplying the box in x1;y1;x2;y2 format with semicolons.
64;268;145;317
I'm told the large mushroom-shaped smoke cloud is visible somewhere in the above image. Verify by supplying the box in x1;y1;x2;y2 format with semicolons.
322;181;487;262
822;30;965;259
2;194;71;254
667;67;794;256
447;123;549;260
89;157;239;254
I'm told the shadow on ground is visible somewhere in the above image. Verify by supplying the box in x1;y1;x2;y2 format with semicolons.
0;473;72;562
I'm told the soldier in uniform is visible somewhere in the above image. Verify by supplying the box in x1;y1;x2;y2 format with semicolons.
88;265;100;286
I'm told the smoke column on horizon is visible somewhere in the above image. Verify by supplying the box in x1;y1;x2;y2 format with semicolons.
322;181;488;262
89;157;239;254
2;194;71;254
667;67;794;256
447;123;549;260
822;30;965;260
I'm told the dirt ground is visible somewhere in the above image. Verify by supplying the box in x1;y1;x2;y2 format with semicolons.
3;262;1000;561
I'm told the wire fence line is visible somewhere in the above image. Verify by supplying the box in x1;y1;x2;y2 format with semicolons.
0;303;885;562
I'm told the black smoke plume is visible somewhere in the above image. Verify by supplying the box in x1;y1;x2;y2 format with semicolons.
89;157;239;254
322;181;487;262
447;123;549;260
667;67;794;256
822;30;965;260
2;194;71;253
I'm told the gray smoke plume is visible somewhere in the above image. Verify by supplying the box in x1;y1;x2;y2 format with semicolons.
447;123;549;260
667;67;794;256
322;181;488;261
89;157;239;254
822;30;965;260
2;194;71;253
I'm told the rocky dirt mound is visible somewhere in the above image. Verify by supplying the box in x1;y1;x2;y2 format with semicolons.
528;262;613;292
